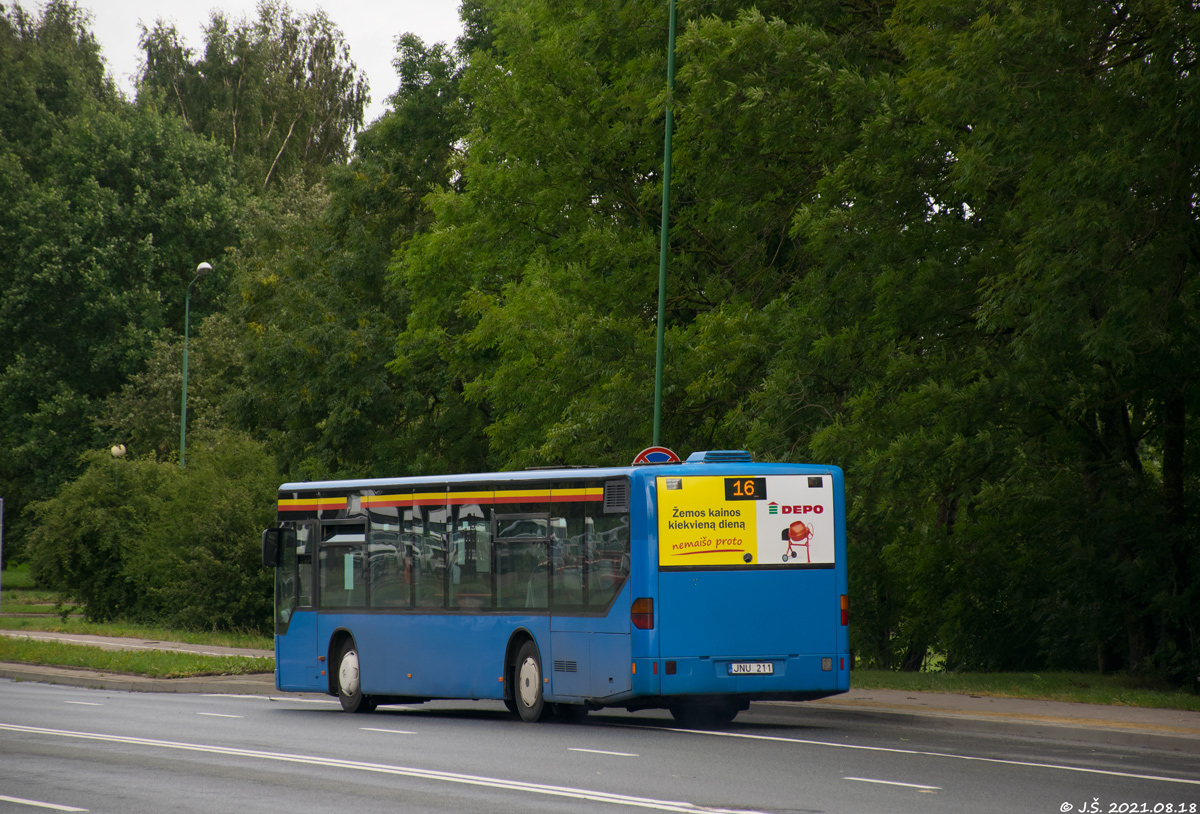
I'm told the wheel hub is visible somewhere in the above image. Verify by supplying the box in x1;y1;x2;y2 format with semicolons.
518;656;539;708
339;650;360;696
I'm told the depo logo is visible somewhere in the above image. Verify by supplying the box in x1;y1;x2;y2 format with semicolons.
767;502;824;515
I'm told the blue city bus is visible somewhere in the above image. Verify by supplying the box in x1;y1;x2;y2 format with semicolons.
261;450;848;725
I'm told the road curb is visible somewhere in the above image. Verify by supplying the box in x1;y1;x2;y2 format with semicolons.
801;699;1200;755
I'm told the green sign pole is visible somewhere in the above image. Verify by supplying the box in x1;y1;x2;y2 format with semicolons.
653;0;677;446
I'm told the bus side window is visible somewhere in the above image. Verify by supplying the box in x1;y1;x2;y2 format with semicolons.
551;505;586;611
494;511;550;610
296;524;313;608
414;502;447;608
588;514;630;608
369;510;410;609
319;524;367;609
274;522;315;635
450;509;493;610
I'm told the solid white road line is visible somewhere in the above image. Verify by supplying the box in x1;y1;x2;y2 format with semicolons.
0;723;765;814
196;713;243;718
569;747;639;757
201;694;339;704
844;776;941;791
0;794;88;812
360;727;418;734
654;727;1200;787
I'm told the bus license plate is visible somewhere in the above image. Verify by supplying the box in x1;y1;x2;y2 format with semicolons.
727;662;773;675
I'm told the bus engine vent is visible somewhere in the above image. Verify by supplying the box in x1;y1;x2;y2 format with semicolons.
603;479;630;514
554;660;578;673
685;450;754;464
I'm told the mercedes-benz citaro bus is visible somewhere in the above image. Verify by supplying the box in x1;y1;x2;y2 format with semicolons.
261;450;848;726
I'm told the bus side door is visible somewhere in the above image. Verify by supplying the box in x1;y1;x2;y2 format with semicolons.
275;521;325;692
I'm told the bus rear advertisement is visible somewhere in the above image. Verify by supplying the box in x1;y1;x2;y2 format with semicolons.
262;450;848;726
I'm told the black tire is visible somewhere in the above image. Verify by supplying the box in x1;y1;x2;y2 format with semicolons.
513;640;546;722
336;639;377;713
669;702;739;729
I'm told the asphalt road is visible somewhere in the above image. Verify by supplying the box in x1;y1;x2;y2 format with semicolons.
2;679;1198;814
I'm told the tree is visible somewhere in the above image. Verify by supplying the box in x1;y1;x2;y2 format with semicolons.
228;28;477;480
390;0;684;469
390;0;897;469
787;0;1199;675
27;432;277;631
100;312;247;461
139;0;368;191
0;1;242;557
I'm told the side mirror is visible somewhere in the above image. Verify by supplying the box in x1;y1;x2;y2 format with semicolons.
262;528;281;568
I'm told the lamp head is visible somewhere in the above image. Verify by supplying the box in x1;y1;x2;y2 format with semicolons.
195;262;213;277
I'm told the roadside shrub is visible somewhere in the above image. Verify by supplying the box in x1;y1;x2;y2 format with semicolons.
27;430;278;633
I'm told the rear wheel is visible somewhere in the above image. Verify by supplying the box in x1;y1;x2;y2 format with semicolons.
336;640;376;713
514;640;546;722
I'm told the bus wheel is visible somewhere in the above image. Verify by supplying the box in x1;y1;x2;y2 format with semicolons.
336;640;377;713
514;640;546;722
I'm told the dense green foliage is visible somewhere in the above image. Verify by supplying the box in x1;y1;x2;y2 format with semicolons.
2;0;1196;678
26;433;276;631
139;0;368;190
0;0;242;555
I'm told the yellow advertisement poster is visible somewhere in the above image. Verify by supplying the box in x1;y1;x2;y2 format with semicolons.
657;475;835;568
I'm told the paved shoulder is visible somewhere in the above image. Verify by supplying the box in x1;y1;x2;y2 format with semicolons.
802;687;1200;753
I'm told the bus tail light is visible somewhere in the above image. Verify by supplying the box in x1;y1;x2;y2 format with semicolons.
632;597;654;630
840;594;849;626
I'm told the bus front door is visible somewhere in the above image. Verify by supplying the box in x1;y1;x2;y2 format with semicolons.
275;522;325;692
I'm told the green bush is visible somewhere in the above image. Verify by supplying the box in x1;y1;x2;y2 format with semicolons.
27;431;278;633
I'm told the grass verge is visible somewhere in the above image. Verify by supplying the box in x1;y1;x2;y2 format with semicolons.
853;669;1200;712
0;637;274;679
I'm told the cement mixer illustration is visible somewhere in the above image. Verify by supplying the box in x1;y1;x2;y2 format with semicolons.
781;520;813;563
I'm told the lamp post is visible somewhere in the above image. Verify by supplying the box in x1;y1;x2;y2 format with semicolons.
180;262;212;468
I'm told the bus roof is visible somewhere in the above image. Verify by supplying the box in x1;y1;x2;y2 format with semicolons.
278;452;842;493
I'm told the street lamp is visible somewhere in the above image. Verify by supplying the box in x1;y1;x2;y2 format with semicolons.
180;262;212;468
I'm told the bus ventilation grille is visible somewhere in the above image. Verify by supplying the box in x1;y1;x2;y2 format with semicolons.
603;480;630;514
686;450;754;464
554;660;578;673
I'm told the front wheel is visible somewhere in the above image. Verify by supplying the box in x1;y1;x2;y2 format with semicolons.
336;640;377;713
514;640;546;722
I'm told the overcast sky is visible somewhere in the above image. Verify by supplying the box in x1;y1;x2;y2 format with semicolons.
75;0;465;124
